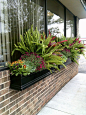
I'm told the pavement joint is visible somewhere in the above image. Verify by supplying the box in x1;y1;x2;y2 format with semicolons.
45;106;74;115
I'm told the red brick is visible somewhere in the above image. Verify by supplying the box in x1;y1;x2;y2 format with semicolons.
10;104;18;113
0;107;5;114
2;110;9;115
0;88;9;95
0;99;9;108
0;72;2;78
2;77;8;82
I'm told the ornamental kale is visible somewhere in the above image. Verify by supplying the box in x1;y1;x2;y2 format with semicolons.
20;52;46;72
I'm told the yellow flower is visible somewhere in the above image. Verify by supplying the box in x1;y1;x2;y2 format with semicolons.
23;65;26;69
12;62;14;65
14;61;17;63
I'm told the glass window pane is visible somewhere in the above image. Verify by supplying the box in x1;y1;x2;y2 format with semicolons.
0;0;44;65
47;0;64;37
0;0;10;63
66;9;74;38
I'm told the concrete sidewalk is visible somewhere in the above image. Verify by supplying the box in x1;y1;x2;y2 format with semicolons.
37;55;86;115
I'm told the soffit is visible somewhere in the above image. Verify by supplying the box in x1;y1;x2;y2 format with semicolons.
59;0;86;19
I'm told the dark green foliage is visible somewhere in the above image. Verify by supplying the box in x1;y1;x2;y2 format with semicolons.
12;26;66;71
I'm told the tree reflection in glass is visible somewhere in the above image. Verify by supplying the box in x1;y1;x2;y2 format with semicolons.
0;0;44;62
47;0;64;37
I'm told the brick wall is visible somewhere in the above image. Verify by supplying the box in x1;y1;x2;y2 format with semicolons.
0;62;78;115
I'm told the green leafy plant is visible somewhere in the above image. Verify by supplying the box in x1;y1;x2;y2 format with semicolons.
55;36;86;63
30;33;68;70
8;60;36;76
12;25;41;55
12;26;67;71
68;38;85;62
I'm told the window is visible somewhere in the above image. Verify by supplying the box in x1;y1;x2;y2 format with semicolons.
0;0;77;69
0;0;45;64
66;9;74;38
47;0;64;37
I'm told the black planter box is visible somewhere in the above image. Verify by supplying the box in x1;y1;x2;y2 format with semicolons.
58;58;72;69
10;68;54;91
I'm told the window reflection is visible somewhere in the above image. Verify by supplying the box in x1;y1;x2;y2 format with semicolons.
66;10;74;38
47;0;64;37
0;0;44;63
0;0;10;62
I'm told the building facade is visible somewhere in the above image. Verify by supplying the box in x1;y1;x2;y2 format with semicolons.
0;0;83;65
0;0;86;115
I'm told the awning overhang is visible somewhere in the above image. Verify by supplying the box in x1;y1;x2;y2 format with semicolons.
59;0;86;19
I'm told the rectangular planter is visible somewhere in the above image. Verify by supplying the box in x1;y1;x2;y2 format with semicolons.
58;58;72;69
10;68;54;91
10;58;73;91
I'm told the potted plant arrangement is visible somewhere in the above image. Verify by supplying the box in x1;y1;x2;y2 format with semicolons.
8;26;67;90
55;36;86;67
8;54;52;90
8;25;85;90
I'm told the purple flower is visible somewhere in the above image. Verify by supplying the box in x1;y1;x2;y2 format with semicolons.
37;56;40;58
79;40;81;43
76;38;79;41
40;64;42;68
19;52;46;72
69;44;72;46
43;65;45;68
25;52;29;54
30;52;33;54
